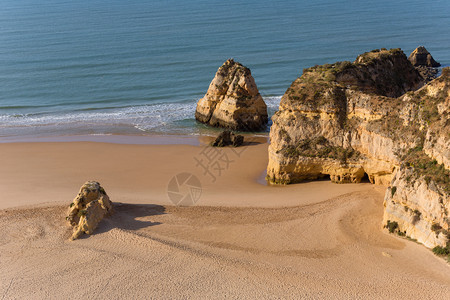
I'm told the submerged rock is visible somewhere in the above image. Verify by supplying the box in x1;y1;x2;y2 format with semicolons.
212;130;244;147
67;181;112;240
408;46;441;67
195;59;268;131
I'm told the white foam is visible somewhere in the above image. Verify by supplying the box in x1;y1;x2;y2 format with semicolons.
0;102;193;127
0;96;282;136
264;95;282;110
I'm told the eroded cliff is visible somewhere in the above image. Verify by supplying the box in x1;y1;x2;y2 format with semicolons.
267;48;449;249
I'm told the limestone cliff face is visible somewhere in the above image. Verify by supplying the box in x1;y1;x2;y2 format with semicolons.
268;49;422;185
383;167;449;248
422;79;450;169
267;48;449;249
195;59;268;131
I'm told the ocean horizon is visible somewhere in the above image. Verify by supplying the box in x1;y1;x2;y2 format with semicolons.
1;0;449;139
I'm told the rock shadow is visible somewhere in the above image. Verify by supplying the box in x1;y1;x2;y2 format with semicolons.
241;140;264;146
89;203;166;237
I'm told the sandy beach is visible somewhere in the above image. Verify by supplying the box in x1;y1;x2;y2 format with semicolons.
1;138;449;299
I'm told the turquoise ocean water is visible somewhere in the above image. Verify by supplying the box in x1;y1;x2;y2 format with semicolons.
0;0;449;139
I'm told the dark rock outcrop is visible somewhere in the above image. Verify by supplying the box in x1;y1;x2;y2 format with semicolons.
337;48;423;97
212;130;244;147
416;66;439;84
408;46;441;67
195;59;268;131
408;47;441;84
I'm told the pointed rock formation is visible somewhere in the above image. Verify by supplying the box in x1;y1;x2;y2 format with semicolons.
67;181;113;240
408;46;441;67
408;46;441;83
195;59;268;131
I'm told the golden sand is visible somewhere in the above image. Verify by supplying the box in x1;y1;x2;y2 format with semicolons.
0;140;449;299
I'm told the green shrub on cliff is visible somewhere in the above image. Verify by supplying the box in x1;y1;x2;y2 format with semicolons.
356;48;404;65
301;61;354;84
279;128;291;143
431;223;442;232
433;244;450;256
391;186;397;197
280;136;361;164
401;146;450;193
385;220;399;233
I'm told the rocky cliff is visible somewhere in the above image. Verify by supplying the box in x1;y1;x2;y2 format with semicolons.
195;59;268;131
267;48;449;249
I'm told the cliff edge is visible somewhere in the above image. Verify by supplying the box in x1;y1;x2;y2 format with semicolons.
267;48;449;249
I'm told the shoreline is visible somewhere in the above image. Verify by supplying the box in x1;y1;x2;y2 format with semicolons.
0;132;269;145
0;137;372;210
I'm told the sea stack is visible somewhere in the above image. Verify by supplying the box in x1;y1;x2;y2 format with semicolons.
67;181;113;240
195;59;268;131
408;46;441;83
408;46;441;67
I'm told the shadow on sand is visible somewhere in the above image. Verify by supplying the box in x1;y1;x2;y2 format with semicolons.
241;140;264;146
86;203;166;237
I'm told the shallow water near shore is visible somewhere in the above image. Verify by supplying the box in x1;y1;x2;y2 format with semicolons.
1;0;449;139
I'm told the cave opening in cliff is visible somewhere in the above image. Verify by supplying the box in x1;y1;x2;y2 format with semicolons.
361;172;371;183
319;174;331;181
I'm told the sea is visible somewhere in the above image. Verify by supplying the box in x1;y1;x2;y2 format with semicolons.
1;0;449;140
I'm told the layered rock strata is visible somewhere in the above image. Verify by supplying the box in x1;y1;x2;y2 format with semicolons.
195;59;268;131
267;48;449;249
67;181;113;240
384;166;448;248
